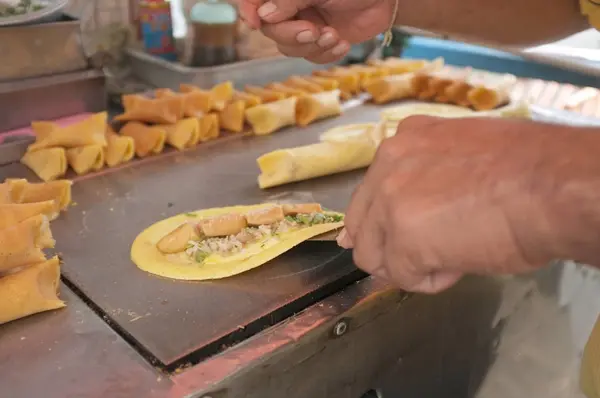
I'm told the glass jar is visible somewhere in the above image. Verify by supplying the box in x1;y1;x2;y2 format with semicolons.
188;0;238;67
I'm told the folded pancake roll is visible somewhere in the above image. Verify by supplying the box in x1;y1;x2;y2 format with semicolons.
0;214;55;273
296;90;342;127
21;147;68;182
284;76;326;93
257;139;377;189
443;81;473;107
245;85;288;102
209;81;234;111
312;69;359;99
198;113;220;142
265;82;307;96
131;203;344;280
415;74;455;102
28;112;108;152
245;97;298;136
369;57;437;75
10;179;72;213
219;100;246;133
303;75;339;91
162;118;200;150
232;91;262;108
115;96;184;125
66;145;105;175
0;201;56;228
465;71;516;110
0;256;66;325
363;73;420;104
104;128;135;167
120;122;167;157
350;65;390;89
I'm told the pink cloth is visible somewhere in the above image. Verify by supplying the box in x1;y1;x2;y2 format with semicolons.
0;113;93;144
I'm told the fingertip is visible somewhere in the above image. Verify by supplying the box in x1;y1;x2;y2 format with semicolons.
331;40;350;57
257;1;285;23
337;228;353;248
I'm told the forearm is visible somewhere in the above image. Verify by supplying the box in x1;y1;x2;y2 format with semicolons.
394;0;589;46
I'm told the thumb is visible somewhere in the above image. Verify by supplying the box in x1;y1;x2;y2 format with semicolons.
257;0;317;23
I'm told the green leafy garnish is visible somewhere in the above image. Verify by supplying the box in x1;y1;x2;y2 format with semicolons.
184;212;197;217
194;250;209;263
330;214;344;222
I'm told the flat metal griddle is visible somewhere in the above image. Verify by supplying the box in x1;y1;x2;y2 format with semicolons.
0;104;383;369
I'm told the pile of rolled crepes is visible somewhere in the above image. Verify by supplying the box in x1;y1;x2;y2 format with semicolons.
21;112;135;182
0;178;72;325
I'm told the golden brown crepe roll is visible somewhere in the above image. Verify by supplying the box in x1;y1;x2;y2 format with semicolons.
313;69;360;97
444;81;473;107
198;113;220;142
467;86;510;111
282;203;322;215
364;74;420;104
9;179;72;213
257;140;377;189
21;148;68;182
170;87;214;117
303;76;339;91
120;122;166;157
200;213;247;237
0;214;54;273
245;97;298;136
416;75;455;101
0;256;66;326
232;91;262;108
210;81;234;111
0;201;57;229
284;76;326;93
28;112;108;152
162;118;200;150
265;82;307;96
105;129;135;167
369;57;430;74
115;96;184;125
66;145;105;175
296;90;342;127
245;205;284;226
156;222;200;254
245;85;288;102
219;100;246;133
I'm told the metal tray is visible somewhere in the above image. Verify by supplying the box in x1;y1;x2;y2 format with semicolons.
0;14;88;81
127;48;335;89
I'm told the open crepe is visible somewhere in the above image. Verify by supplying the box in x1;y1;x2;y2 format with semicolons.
131;203;344;281
0;256;65;325
0;214;55;273
28;112;108;152
245;97;298;135
21;147;68;182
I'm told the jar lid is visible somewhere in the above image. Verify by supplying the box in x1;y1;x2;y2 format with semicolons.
190;0;237;24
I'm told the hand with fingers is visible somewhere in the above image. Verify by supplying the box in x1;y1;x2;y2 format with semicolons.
337;116;600;294
236;0;396;63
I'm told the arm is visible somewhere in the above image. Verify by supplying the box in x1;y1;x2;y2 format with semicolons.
394;0;589;46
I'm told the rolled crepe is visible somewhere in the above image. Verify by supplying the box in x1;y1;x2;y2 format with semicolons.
115;96;184;124
266;82;307;96
296;90;342;127
416;75;454;101
66;145;105;175
0;214;54;273
257;140;377;189
162;118;200;150
219;100;246;133
444;81;473;107
303;76;339;91
198;113;220;142
368;57;433;75
157;88;213;118
28;112;108;152
209;81;234;111
21;148;68;182
0;201;57;229
7;179;72;213
364;73;420;104
0;179;25;204
284;76;326;93
467;86;510;111
245;97;298;136
105;129;135;167
245;85;288;103
0;256;66;325
232;91;262;108
316;68;361;95
120;122;166;157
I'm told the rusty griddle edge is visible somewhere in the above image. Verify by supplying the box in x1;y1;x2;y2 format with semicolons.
61;254;367;373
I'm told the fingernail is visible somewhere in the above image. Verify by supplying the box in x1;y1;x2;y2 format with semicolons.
337;228;353;248
331;42;349;56
296;30;316;44
317;32;336;48
257;1;278;19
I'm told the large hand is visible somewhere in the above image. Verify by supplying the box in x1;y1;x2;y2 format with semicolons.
338;116;592;293
237;0;394;63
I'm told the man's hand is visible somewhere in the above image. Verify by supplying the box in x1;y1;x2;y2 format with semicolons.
237;0;394;64
338;116;600;294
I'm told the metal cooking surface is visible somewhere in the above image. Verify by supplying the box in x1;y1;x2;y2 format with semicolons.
0;105;382;367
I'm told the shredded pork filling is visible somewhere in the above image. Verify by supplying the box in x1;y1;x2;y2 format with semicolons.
185;212;343;262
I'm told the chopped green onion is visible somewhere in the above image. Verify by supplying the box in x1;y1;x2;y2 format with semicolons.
194;250;209;263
